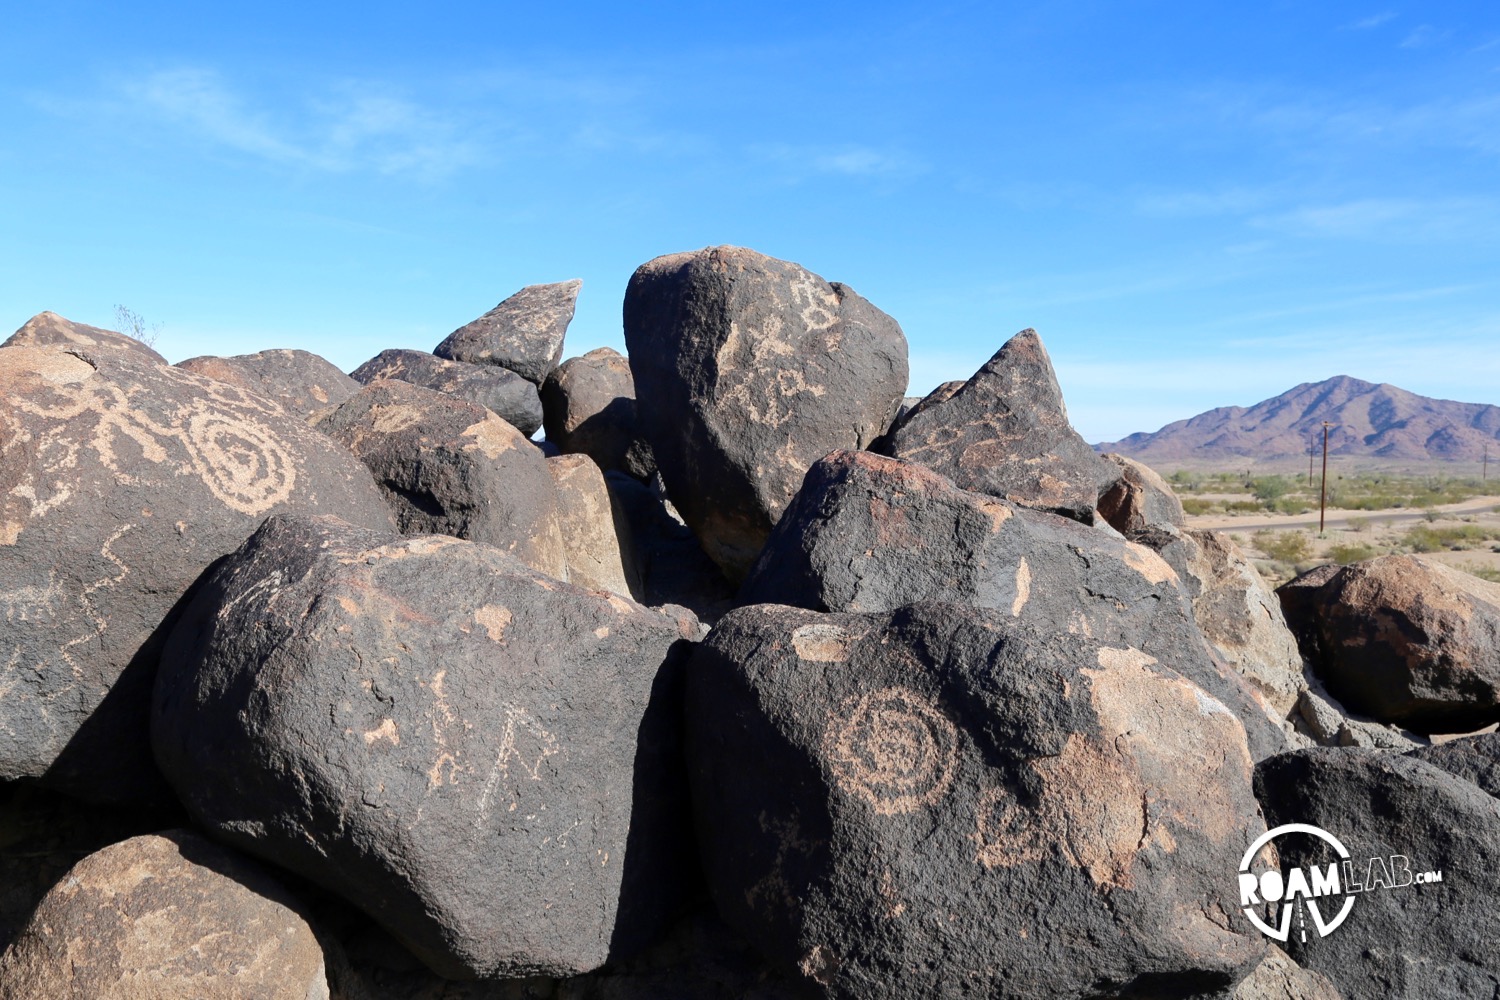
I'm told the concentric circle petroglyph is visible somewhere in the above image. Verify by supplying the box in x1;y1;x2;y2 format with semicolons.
181;408;296;516
822;686;958;816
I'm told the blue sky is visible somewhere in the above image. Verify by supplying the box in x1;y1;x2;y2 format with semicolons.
3;2;1497;443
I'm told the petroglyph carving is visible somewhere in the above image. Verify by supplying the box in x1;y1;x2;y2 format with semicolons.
822;686;958;816
792;623;852;662
475;705;560;825
1012;558;1031;616
58;524;136;679
180;404;296;516
7;353;299;518
973;735;1144;889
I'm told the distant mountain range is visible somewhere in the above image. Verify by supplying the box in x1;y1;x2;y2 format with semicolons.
1095;376;1500;465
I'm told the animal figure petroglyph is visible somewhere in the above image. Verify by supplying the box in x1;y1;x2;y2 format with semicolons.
822;686;959;816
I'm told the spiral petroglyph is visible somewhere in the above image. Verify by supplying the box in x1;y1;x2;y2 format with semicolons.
180;406;296;516
822;686;958;816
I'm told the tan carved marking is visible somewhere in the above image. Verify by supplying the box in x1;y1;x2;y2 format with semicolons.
792;623;852;663
823;686;958;816
973;735;1144;889
460;417;519;460
364;718;399;746
180;404;296;516
1082;648;1251;846
57;523;136;680
1012;558;1031;616
1121;542;1178;585
474;705;560;826
475;604;512;641
978;499;1012;532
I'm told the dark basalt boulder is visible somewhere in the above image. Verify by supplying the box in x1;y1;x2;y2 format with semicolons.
317;379;568;579
687;602;1269;1000
178;348;361;420
153;514;699;981
624;246;908;581
1406;732;1500;799
0;783;190;956
435;280;582;385
4;310;168;365
350;348;543;437
1254;747;1500;999
1097;452;1187;535
741;450;1286;760
0;340;394;804
541;347;656;481
603;472;737;624
881;329;1116;523
1275;555;1500;733
0;830;329;1000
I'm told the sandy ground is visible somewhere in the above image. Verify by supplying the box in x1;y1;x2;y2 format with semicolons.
1186;496;1500;586
1190;495;1500;532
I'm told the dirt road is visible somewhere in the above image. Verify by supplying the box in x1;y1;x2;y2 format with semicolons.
1187;495;1500;533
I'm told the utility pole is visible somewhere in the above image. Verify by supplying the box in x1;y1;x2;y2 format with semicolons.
1320;422;1333;534
1308;432;1315;487
1485;443;1489;483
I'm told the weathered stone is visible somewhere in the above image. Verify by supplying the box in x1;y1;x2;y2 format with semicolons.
1097;452;1187;535
687;602;1268;999
881;329;1116;523
0;830;329;1000
601;473;741;626
549;455;638;597
0;782;188;955
1180;529;1306;724
1225;945;1343;1000
740;450;1286;760
1255;747;1500;999
624;246;908;580
435;280;582;385
4;311;167;365
1275;555;1500;732
0;341;394;803
1293;682;1425;751
556;906;807;1000
350;348;543;437
1406;732;1500;798
541;348;655;480
153;514;698;980
178;348;361;420
318;379;567;579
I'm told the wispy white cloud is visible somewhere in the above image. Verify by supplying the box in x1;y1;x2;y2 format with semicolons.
1346;11;1398;30
1134;186;1279;218
751;142;925;180
1400;24;1450;48
101;68;484;180
1252;197;1500;241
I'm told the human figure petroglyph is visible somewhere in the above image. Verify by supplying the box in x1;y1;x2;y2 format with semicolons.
822;686;959;816
475;705;560;826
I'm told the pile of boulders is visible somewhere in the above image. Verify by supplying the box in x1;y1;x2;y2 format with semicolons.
3;247;1497;999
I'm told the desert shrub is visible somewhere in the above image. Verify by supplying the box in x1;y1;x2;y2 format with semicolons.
1180;499;1214;516
1345;516;1369;534
1404;524;1498;552
1457;563;1500;583
1328;543;1376;565
1251;477;1289;503
1255;529;1311;563
1226;501;1263;514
